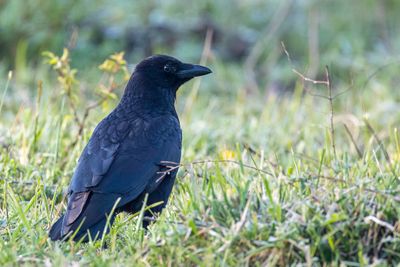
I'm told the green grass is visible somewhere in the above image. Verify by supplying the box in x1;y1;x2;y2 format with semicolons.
0;51;400;266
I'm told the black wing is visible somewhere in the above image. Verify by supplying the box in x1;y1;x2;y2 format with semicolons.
58;114;181;238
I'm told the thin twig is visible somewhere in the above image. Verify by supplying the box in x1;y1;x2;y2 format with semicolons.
282;42;337;158
159;158;400;204
343;123;363;159
325;66;337;158
160;159;274;177
292;69;328;85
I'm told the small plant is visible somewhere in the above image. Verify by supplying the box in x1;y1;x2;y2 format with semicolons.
42;49;130;148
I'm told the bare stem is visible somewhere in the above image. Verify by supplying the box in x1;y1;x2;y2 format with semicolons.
343;123;363;159
281;42;337;159
325;66;336;158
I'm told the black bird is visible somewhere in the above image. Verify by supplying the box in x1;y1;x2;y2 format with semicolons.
49;55;212;241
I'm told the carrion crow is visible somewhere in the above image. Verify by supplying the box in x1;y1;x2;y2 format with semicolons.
49;55;212;241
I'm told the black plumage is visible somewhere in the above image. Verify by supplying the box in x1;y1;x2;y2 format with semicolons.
49;55;212;241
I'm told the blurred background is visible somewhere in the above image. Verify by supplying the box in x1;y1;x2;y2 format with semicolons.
1;0;400;94
1;0;400;153
2;0;400;158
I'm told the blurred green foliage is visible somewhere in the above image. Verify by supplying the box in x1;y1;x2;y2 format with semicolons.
1;0;400;89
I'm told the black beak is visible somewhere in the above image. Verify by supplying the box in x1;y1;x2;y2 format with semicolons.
176;63;212;79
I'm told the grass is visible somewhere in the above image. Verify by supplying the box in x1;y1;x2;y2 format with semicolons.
0;49;400;266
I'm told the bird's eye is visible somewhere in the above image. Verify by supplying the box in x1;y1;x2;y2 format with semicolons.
164;64;177;73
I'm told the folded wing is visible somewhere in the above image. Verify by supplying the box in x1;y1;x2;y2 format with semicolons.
54;114;181;240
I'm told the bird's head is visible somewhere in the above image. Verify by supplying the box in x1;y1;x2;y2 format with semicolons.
133;55;212;91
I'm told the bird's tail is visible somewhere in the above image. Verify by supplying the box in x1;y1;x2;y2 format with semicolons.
49;215;64;241
49;214;117;242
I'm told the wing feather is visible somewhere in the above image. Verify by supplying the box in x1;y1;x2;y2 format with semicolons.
60;114;181;236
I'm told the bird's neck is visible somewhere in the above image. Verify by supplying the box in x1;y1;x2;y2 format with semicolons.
119;74;177;116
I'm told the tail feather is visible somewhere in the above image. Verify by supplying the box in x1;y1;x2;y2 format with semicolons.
49;192;121;242
49;215;65;241
49;213;117;242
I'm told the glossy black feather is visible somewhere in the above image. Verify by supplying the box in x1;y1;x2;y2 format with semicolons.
49;55;211;241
